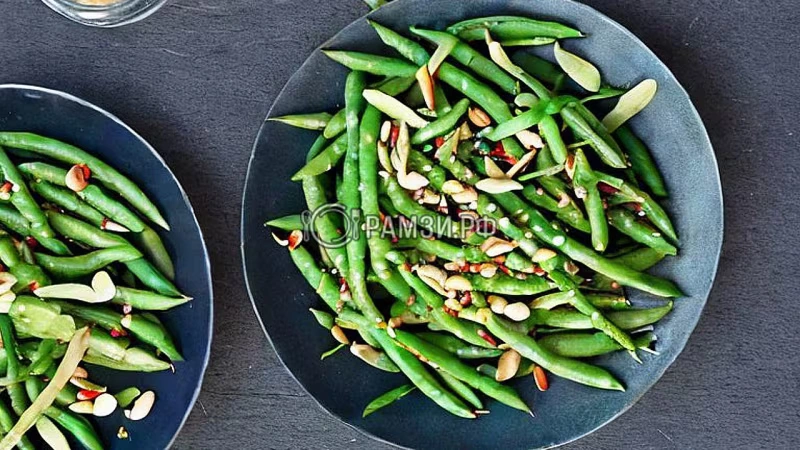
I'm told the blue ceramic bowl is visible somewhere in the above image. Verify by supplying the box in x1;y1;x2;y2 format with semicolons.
242;1;723;448
0;84;213;449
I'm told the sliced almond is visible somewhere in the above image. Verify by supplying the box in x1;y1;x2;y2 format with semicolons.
35;283;99;303
504;302;531;322
0;272;17;294
416;264;448;294
468;107;491;127
475;307;492;324
65;165;88;192
72;367;88;379
475;177;523;194
128;391;155;421
380;120;392;143
68;401;94;415
271;232;289;247
91;271;116;302
442;261;462;272
488;295;508;314
480;237;517;257
515;130;543;150
483;156;507;179
506;151;537;179
416;65;436;111
92;393;118;417
458;121;473;140
478;263;497;278
363;90;429;129
377;141;393;173
496;349;521;382
441;180;465;195
0;291;15;314
421;189;441;205
444;298;463;312
557;193;571;208
531;248;557;263
397;171;430;191
36;416;70;450
70;377;106;392
395;122;411;170
444;275;472;291
390;148;404;173
451;187;478;204
101;220;130;233
330;325;350;345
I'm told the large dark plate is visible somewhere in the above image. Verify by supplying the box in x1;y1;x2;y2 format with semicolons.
242;1;722;448
0;84;213;449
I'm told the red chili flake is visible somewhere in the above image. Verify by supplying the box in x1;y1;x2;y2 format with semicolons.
406;294;416;306
611;281;621;290
625;202;643;212
434;136;445;148
79;164;91;180
498;264;513;276
488;143;518;165
533;266;546;276
477;329;497;347
0;264;5;272
460;291;472;307
402;262;412;272
339;278;349;293
469;263;481;273
110;329;126;338
78;389;102;401
443;306;459;318
25;236;38;249
28;281;39;291
391;235;399;244
287;230;303;251
597;183;619;195
100;218;109;230
0;181;11;194
492;256;506;264
389;125;400;148
565;153;575;176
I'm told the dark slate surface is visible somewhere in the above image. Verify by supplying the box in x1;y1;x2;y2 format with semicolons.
1;0;798;448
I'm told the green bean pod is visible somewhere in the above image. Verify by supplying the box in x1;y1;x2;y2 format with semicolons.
446;15;583;41
124;258;182;297
486;313;624;391
417;332;504;359
608;208;677;255
438;371;483;409
614;125;667;197
511;51;565;90
538;331;656;358
394;329;530;413
528;302;673;331
323;51;418;77
120;313;183;361
460;273;554;296
0;132;169;230
292;134;348;180
132;225;175;280
521;185;590;233
411;98;470;145
112;286;191;311
0;398;35;450
27;179;108;227
0;204;31;237
82;347;171;372
35;246;141;279
385;177;461;239
573;149;608;251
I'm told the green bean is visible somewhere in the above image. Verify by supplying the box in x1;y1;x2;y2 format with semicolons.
120;313;183;361
87;328;129;361
605;178;677;242
82;347;170;372
265;214;304;231
372;75;418;97
446;15;583;41
573;149;608;251
50;300;124;334
27;340;57;376
538;331;656;358
385;177;460;239
614;125;667;197
528;302;673;331
0;235;50;292
0;149;70;255
410;27;518;95
530;146;589;230
396;266;494;349
0;132;169;230
112;286;190;311
27;179;108;228
35;246;141;279
511;51;565;90
131;225;174;279
394;329;530;412
362;384;416;418
532;291;629;311
520;184;590;233
564;103;627;169
301;179;349;279
411;99;470;145
360;105;393;280
483;103;549;142
323;109;346;140
269;112;332;130
485;313;624;390
323;51;418;77
460;273;554;296
0;205;30;237
438;371;483;409
46;210;127;248
124;258;182;297
433;85;451;115
0;398;34;450
291;134;348;181
608;208;676;255
417;332;504;359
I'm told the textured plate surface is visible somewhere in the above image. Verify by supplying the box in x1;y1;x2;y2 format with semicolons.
242;1;722;448
0;84;213;449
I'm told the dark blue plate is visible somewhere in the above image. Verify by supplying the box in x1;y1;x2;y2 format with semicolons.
0;84;213;449
242;1;722;448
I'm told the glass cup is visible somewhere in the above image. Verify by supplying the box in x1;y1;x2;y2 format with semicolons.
41;0;169;27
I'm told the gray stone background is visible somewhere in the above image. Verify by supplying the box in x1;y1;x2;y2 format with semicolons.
1;0;798;448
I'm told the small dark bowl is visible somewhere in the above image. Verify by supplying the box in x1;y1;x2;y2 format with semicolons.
0;84;213;449
242;1;723;448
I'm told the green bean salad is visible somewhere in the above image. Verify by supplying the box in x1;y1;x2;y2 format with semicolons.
267;15;679;419
0;132;189;449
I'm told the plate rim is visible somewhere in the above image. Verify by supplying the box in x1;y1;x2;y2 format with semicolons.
240;0;724;447
0;83;215;449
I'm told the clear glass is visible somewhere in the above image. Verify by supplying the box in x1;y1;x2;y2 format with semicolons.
41;0;169;28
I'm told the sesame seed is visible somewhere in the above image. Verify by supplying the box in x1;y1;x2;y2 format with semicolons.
552;236;565;246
